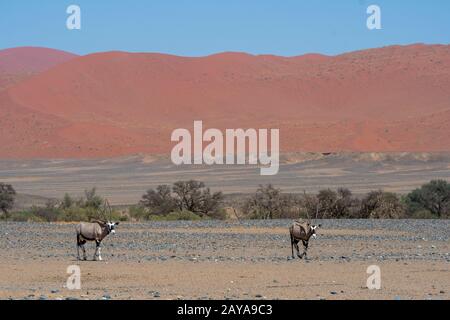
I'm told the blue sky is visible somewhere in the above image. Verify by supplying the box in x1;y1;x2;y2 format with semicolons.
1;0;449;56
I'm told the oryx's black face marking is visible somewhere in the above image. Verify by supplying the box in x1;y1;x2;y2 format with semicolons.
107;222;120;234
310;224;321;239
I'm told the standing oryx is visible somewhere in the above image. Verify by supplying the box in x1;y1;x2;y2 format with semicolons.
75;200;120;261
289;220;321;259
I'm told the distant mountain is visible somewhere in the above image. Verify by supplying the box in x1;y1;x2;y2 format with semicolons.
0;47;77;89
0;44;449;158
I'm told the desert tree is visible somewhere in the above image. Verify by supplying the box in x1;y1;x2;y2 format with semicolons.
405;180;450;218
140;184;176;215
243;184;292;219
360;190;406;219
0;183;16;220
172;180;223;217
316;188;337;218
301;192;320;219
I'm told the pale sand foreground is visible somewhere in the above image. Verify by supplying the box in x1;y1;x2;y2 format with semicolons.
0;260;448;300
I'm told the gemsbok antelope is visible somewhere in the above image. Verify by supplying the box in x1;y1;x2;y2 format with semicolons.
76;200;120;261
289;220;321;259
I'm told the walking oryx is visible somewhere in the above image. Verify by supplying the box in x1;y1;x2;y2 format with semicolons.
76;200;120;261
289;220;321;259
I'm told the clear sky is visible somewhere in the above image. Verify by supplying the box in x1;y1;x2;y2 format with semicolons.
1;0;449;56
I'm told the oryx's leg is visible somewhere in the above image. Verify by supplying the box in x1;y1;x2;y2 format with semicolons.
290;234;295;258
294;240;302;259
77;234;86;261
301;240;309;259
81;242;87;261
94;240;102;261
77;235;80;260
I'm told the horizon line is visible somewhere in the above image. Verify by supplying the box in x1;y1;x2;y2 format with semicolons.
1;42;449;59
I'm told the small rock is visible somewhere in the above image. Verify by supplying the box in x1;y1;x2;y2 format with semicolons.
439;290;445;294
102;294;111;300
255;294;263;298
330;291;338;295
51;289;59;294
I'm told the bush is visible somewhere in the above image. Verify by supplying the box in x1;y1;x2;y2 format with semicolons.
405;180;450;218
0;183;16;220
141;181;224;218
411;209;438;219
59;207;90;222
172;180;223;217
129;205;149;221
206;207;228;220
140;185;176;215
9;211;44;222
60;193;74;210
242;184;292;219
82;187;104;210
148;210;202;221
360;190;406;219
29;204;62;222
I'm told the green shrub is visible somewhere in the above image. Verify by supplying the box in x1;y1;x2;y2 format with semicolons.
59;207;90;221
405;180;450;218
129;205;149;221
148;210;203;221
206;207;227;220
411;209;438;219
9;211;44;222
110;210;129;222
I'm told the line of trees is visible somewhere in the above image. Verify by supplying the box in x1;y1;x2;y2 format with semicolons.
240;180;450;219
0;187;123;222
0;179;449;221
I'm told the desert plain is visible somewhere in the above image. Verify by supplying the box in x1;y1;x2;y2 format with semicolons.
0;219;448;300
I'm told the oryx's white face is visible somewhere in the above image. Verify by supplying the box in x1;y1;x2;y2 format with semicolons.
107;222;120;234
310;224;321;239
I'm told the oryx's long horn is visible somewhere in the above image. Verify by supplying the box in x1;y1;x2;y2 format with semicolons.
98;201;108;222
105;199;112;220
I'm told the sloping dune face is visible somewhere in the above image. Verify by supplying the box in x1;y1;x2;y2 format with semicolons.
0;47;77;90
1;44;450;158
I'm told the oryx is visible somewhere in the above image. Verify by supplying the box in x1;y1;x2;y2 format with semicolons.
289;220;321;259
75;200;120;261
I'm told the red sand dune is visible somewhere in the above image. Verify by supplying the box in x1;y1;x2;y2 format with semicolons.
0;47;77;90
0;44;449;158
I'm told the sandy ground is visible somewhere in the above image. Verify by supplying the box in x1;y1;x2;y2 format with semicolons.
0;220;448;300
1;260;448;300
